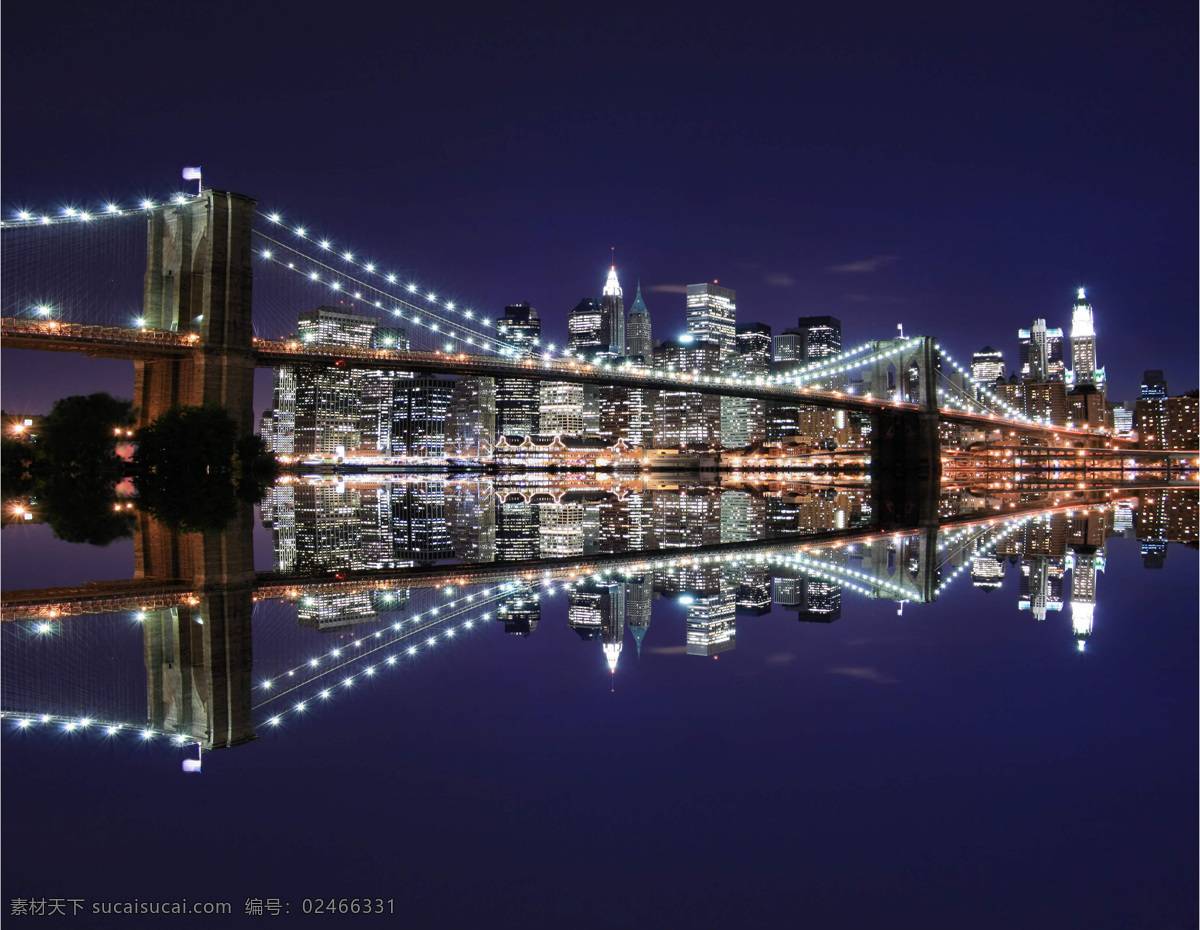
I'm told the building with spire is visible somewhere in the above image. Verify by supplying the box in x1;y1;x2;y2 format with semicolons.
1069;288;1105;393
601;265;625;357
626;283;652;359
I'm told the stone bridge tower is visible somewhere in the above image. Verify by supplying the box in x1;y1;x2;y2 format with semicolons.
135;190;258;434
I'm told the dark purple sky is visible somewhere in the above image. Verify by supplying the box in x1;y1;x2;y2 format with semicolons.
3;0;1196;410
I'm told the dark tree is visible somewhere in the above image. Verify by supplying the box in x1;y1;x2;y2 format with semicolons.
132;405;253;533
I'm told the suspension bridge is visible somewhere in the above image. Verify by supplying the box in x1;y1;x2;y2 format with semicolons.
1;190;1129;449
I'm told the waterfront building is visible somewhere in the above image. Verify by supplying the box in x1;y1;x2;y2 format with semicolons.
445;377;495;457
652;338;721;448
391;376;452;457
539;381;585;436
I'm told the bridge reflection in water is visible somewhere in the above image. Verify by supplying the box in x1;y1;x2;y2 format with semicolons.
3;475;1190;755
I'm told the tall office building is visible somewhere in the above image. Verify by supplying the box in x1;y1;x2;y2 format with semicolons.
971;346;1006;385
391;376;452;457
495;303;541;357
1135;370;1168;448
795;316;841;362
735;322;773;375
568;298;605;356
1069;289;1104;392
625;283;652;360
601;266;625;357
445;377;496;457
652;338;722;448
1019;320;1065;382
686;282;737;359
495;304;541;437
772;329;803;364
539;381;584;436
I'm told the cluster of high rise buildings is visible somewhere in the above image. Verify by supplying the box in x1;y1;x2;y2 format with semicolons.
965;291;1196;445
262;266;859;459
969;289;1109;429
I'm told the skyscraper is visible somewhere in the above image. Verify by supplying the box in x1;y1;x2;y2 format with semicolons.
601;266;625;357
794;315;841;362
1019;319;1065;382
626;282;652;359
568;298;605;356
1069;289;1104;393
971;346;1006;385
495;303;541;357
495;304;541;437
686;282;737;359
652;338;722;448
735;322;773;375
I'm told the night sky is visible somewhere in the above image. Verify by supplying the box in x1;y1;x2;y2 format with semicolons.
3;0;1197;413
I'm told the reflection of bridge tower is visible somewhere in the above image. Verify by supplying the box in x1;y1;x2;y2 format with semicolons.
866;336;941;529
137;190;258;433
864;530;939;603
143;589;255;750
134;502;258;750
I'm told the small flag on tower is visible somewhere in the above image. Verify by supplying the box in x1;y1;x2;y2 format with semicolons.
181;166;203;180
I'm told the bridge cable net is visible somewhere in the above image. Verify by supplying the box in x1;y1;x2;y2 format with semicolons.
1;209;146;329
1;611;155;740
250;210;532;357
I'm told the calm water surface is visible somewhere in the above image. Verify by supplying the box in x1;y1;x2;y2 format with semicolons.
2;477;1196;929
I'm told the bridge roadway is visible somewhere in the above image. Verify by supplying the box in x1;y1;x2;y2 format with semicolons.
0;318;1129;445
0;493;1132;622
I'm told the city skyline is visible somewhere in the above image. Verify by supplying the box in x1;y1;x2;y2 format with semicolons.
2;4;1195;415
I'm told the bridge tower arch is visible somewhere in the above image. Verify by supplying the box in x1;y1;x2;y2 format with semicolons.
870;336;942;530
135;190;258;433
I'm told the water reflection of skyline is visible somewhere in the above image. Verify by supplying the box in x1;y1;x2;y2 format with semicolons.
2;479;1195;758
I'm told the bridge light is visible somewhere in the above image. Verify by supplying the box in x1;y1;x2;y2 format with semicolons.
16;210;31;220
319;240;331;250
261;249;272;259
40;215;50;224
386;274;397;284
134;317;146;327
342;251;353;261
295;226;306;237
309;271;319;281
365;263;375;272
330;281;341;291
408;283;418;292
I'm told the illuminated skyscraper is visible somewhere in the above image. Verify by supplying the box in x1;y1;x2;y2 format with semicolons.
495;304;541;437
971;346;1006;385
568;298;605;355
601;266;625;357
1069;289;1104;392
625;282;652;359
1019;319;1065;382
686;282;737;359
794;315;841;362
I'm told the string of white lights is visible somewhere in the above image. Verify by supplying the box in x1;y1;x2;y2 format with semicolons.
253;231;517;355
253;587;514;708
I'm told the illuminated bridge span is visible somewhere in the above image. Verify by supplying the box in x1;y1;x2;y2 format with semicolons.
1;188;1131;455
